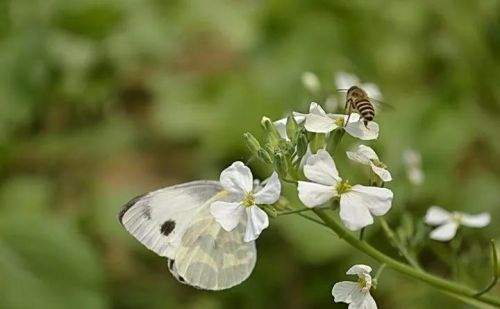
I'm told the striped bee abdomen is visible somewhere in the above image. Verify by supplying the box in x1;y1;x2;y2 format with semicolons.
352;99;374;126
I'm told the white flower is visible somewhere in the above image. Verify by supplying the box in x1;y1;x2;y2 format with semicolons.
301;71;321;93
304;102;379;140
210;161;281;242
332;264;377;309
347;145;392;182
335;71;383;101
297;149;393;231
424;206;491;241
402;149;424;185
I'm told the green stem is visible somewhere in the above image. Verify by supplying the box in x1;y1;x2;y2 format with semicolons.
297;213;329;228
374;263;386;281
277;207;313;216
379;217;422;270
313;209;500;307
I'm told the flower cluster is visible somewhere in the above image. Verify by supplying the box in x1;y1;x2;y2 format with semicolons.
204;71;493;307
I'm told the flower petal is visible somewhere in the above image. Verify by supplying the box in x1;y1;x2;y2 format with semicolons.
354;292;378;309
347;145;378;165
335;71;360;90
254;172;281;204
309;102;328;115
362;82;383;101
303;149;341;185
345;119;379;140
349;185;393;216
210;201;245;231
332;281;358;303
220;161;253;195
370;163;392;182
349;289;374;309
304;113;337;133
460;212;491;228
424;206;451;226
244;206;269;242
430;222;459;241
346;264;372;276
297;181;336;208
273;118;288;139
339;194;374;231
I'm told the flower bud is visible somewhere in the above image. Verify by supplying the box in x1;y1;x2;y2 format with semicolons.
274;196;289;211
286;115;298;142
296;131;308;158
274;152;289;176
261;116;281;146
310;133;326;153
257;148;273;164
261;205;278;218
243;132;261;157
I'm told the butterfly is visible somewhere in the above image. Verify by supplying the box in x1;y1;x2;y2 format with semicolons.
118;180;257;290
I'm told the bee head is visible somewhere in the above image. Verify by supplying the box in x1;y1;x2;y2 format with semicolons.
347;86;366;99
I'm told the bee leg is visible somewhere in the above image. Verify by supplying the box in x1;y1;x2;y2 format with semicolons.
343;100;353;127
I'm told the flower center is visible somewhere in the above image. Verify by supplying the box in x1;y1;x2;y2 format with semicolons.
371;159;387;169
451;212;463;224
242;192;255;207
358;276;372;292
336;180;352;195
334;117;345;127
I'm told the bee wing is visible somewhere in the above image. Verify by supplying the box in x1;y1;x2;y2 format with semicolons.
371;99;395;112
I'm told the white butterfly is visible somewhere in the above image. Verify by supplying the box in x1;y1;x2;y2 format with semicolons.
118;180;256;290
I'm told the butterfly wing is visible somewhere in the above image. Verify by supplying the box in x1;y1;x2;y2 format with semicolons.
118;180;223;259
119;180;257;290
168;207;256;290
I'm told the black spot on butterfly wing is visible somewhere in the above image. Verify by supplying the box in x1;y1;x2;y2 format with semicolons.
118;192;149;225
160;220;176;236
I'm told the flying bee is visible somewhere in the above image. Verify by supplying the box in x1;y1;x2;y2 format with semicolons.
345;86;376;127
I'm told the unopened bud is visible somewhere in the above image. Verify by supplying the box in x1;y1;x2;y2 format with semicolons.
310;133;326;153
243;132;261;156
274;152;289;176
286;115;298;142
257;149;273;164
261;116;281;146
274;196;289;211
262;205;278;218
296;131;308;158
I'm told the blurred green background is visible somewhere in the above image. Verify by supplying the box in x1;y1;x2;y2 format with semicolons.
1;0;499;308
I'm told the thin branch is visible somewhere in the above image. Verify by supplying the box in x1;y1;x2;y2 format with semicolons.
379;217;422;270
297;213;328;227
277;207;314;216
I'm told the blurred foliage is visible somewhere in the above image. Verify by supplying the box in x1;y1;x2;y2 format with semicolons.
0;0;499;308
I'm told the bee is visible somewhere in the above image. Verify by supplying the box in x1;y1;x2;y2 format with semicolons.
345;86;375;126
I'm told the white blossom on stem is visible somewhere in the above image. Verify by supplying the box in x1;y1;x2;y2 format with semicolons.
332;264;378;309
297;149;393;231
210;162;281;242
304;102;379;140
424;206;490;241
347;145;392;182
